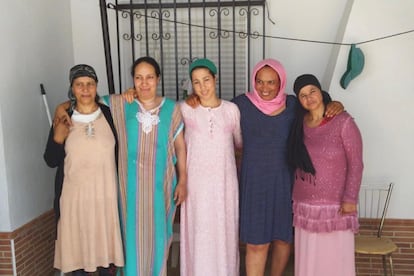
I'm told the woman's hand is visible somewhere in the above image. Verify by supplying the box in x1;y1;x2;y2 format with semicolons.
185;93;200;108
325;101;344;117
174;182;187;206
53;101;72;127
53;118;70;144
122;88;136;103
339;202;357;215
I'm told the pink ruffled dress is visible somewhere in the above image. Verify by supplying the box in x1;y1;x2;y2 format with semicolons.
293;112;363;276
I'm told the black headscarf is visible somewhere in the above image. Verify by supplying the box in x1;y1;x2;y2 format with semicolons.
288;74;332;175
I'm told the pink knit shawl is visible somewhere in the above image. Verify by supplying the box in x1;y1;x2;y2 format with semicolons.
245;59;287;115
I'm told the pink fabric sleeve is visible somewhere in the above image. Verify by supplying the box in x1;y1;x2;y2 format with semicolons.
341;116;364;204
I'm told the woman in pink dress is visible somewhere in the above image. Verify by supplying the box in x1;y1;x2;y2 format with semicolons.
180;58;242;276
288;74;363;276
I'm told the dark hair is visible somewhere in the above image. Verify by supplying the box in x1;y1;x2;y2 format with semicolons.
287;91;332;175
131;56;161;77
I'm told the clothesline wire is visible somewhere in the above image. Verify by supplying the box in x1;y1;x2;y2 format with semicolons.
356;29;414;45
259;29;414;46
114;9;414;46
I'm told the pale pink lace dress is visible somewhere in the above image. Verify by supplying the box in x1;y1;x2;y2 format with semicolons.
180;101;242;276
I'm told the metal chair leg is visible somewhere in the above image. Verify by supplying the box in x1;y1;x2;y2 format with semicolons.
382;255;388;276
389;255;395;276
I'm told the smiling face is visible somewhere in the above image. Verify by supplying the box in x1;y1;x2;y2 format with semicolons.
254;66;281;101
297;84;324;111
133;61;160;101
191;67;217;104
71;76;97;107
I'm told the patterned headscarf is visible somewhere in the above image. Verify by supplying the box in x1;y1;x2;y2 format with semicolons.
67;64;99;111
245;59;287;115
69;64;98;85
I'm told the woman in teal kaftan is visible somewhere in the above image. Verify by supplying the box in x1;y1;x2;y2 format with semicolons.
106;57;187;276
106;95;185;276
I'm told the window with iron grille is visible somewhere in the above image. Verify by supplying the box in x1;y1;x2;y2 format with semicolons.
104;0;266;100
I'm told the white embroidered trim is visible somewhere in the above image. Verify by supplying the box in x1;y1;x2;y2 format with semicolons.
136;111;160;134
135;98;164;134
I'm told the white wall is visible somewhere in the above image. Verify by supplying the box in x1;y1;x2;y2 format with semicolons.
70;0;111;94
0;0;73;231
329;0;414;218
264;0;352;92
0;112;11;229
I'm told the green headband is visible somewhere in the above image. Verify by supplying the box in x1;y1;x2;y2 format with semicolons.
189;58;217;76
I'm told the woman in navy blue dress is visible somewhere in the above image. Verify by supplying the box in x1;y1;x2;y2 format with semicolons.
232;59;343;276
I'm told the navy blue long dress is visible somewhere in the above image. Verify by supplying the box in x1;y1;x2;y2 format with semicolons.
232;94;296;244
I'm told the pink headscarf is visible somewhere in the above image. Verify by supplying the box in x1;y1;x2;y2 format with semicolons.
245;58;287;115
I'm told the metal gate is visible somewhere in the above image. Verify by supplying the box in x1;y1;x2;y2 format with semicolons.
99;0;268;100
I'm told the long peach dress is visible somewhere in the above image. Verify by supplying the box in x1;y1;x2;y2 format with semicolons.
54;109;124;273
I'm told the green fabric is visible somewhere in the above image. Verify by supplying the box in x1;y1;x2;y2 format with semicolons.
106;96;182;276
340;44;365;89
189;58;217;76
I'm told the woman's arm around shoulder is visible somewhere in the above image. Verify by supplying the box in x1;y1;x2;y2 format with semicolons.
173;131;187;205
227;101;242;149
341;113;364;204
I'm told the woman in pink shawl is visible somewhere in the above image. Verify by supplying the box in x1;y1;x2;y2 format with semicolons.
232;59;343;276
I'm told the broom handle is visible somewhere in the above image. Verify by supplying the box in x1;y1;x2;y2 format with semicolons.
40;84;52;127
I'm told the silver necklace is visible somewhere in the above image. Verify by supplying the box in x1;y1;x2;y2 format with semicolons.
72;108;101;138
